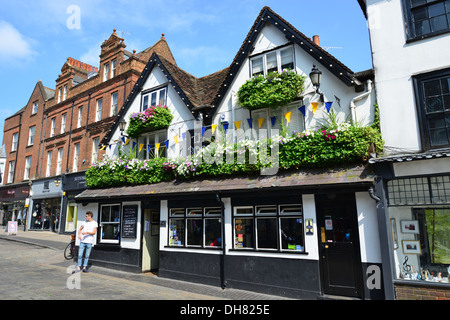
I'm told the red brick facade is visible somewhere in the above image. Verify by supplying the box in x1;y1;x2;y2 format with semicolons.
395;283;450;300
1;30;175;184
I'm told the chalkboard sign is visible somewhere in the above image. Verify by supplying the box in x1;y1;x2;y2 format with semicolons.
122;205;138;239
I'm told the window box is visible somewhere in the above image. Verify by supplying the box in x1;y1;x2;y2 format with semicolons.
126;105;173;139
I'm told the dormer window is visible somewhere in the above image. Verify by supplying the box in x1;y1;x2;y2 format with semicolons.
32;101;38;114
250;46;294;77
141;87;167;111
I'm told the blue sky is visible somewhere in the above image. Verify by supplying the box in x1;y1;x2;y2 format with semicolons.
0;0;371;143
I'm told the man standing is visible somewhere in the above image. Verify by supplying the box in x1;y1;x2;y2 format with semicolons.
75;211;98;273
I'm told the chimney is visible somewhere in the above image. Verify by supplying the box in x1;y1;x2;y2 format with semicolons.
313;35;320;47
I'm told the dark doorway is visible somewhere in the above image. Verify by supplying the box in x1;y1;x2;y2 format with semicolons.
316;193;363;298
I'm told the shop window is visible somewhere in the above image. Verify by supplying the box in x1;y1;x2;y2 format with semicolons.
233;203;304;252
100;204;121;244
168;207;222;248
393;208;450;282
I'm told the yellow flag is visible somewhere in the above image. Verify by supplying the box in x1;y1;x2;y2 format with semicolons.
155;143;160;151
100;145;106;151
211;124;217;134
311;102;319;114
139;144;144;152
124;138;130;146
173;135;178;144
258;118;265;128
284;111;291;123
234;121;241;130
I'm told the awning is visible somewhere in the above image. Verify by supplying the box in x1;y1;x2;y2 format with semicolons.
75;165;375;201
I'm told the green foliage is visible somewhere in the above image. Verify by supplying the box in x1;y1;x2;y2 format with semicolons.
237;70;306;110
86;123;384;189
126;105;173;138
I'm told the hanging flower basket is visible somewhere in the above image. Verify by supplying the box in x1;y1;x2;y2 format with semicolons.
126;105;173;138
237;69;306;110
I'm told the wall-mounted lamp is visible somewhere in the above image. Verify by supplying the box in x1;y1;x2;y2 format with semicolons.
118;119;127;133
54;179;61;187
309;64;324;103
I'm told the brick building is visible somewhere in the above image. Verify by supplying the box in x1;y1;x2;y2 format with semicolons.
1;30;176;232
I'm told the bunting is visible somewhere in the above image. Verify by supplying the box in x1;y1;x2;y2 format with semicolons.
139;144;144;152
247;118;253;128
211;124;217;134
132;142;137;149
223;122;229;133
234;121;241;130
284;112;291;123
155;143;160;152
271;116;277;127
164;140;169;149
325;102;333;113
258;118;264;128
311;102;319;114
124;138;130;146
298;105;306;117
173;135;178;144
148;145;153;153
100;145;106;151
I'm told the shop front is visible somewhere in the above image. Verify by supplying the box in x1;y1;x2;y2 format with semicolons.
28;178;62;232
371;155;450;300
76;165;386;299
61;172;87;233
0;183;30;227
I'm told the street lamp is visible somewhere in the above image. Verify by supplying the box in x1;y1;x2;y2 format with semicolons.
309;65;324;103
118;119;127;133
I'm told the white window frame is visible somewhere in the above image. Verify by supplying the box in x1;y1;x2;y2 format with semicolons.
61;113;67;134
77;106;83;128
96;98;103;122
111;59;117;78
58;87;62;103
63;85;67;100
32;101;38;114
141;87;167;111
99;204;121;244
136;129;167;159
24;156;32;180
56;148;63;175
111;92;118;116
28;126;36;146
50;118;56;137
103;63;110;81
250;45;295;77
11;133;18;152
46;151;52;177
92;137;100;163
73;143;80;173
7;161;15;183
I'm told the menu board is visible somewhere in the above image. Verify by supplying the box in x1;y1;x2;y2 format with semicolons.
122;205;138;238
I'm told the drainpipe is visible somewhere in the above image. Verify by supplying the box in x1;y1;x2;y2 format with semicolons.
350;80;372;124
216;192;227;289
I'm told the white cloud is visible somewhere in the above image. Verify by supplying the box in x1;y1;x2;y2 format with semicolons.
0;21;37;65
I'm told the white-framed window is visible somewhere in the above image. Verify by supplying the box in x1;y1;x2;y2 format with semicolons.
168;207;222;247
111;59;117;78
61;113;67;134
100;204;121;244
56;148;63;175
141;87;167;111
32;101;38;114
111;92;118;116
92;137;99;163
250;46;295;77
46;151;52;177
7;161;15;183
11;133;18;152
73;143;80;173
96;98;103;122
136;129;167;159
58;87;62;103
63;84;67;100
28;126;36;146
233;203;304;252
103;63;110;82
24;156;32;180
77;106;83;128
50;117;56;137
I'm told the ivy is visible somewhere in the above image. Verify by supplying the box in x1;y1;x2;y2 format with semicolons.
237;70;306;110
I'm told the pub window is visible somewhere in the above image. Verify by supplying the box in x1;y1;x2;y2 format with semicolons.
233;203;304;252
403;0;450;40
168;207;222;248
414;68;450;150
141;87;167;111
250;46;295;77
100;204;121;244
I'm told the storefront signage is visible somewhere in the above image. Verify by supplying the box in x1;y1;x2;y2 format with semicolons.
122;205;138;238
7;221;18;235
305;219;314;235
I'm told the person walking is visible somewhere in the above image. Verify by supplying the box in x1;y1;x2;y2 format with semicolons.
75;211;98;273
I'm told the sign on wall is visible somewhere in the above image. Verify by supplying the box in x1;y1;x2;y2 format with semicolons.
122;205;138;239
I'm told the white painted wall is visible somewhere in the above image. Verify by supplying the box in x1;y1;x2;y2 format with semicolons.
366;0;450;154
356;192;381;263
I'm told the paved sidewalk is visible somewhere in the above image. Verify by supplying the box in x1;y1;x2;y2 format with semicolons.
0;225;293;300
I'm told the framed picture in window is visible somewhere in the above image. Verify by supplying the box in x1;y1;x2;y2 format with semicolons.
402;240;421;255
400;220;419;234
